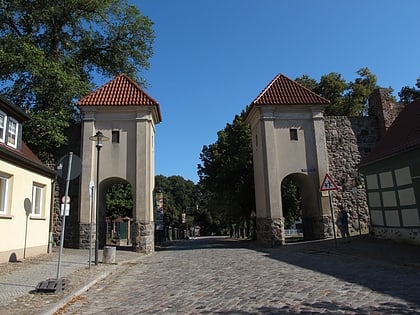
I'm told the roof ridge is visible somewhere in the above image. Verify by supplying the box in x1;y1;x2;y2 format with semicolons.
290;74;331;102
116;73;160;105
251;73;330;106
252;73;282;104
76;73;159;106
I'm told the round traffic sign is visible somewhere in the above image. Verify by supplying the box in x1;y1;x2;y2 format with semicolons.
61;195;71;204
56;154;82;180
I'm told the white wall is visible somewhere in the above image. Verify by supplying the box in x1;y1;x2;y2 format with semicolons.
0;160;52;263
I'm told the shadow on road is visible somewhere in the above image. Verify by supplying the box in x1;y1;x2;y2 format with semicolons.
159;235;420;312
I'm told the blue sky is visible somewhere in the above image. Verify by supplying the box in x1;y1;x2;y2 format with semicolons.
133;0;420;183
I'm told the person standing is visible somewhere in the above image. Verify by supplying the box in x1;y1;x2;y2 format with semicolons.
340;206;350;239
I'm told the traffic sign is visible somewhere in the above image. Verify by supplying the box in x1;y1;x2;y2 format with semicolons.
56;154;82;180
60;203;70;216
320;174;338;191
61;195;71;204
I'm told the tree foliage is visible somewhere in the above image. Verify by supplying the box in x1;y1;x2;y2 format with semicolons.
296;67;378;116
155;175;200;229
105;182;133;218
399;77;420;104
0;0;154;161
281;179;301;228
198;110;255;228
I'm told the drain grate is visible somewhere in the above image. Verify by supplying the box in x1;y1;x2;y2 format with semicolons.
36;278;70;293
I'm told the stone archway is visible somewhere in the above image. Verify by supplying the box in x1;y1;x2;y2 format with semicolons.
281;173;321;241
245;74;332;246
100;177;133;248
76;74;162;254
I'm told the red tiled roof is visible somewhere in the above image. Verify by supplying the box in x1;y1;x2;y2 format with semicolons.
252;74;330;105
77;73;159;107
77;73;162;122
21;142;44;163
0;141;55;177
359;100;420;167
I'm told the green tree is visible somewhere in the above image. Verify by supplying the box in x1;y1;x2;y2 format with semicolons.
345;67;378;116
105;182;133;218
198;110;255;231
399;77;420;103
317;72;348;116
0;0;154;161
295;74;318;91
155;175;200;229
296;68;378;116
281;179;301;228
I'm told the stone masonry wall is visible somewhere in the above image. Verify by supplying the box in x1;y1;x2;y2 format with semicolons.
324;88;404;238
256;217;285;247
368;88;405;138
51;124;82;249
324;116;380;236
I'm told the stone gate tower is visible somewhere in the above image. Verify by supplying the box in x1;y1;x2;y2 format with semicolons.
245;74;332;246
77;74;162;254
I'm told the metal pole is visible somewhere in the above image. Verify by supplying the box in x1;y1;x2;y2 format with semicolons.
89;182;95;269
353;182;362;236
23;216;28;259
328;191;337;247
57;152;73;279
356;188;362;236
95;146;101;265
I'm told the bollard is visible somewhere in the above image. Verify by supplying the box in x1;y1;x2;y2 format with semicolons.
103;246;116;264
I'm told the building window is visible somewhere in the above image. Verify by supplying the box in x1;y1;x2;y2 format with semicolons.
0;111;6;143
0;174;10;215
7;118;18;148
31;183;44;216
289;128;298;141
112;130;120;143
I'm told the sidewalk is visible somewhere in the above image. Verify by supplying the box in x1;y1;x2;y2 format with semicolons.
0;247;145;315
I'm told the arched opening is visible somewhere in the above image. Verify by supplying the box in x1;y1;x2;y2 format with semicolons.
281;173;320;242
99;177;134;248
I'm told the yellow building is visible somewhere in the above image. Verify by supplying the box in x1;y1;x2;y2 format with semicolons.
0;96;55;263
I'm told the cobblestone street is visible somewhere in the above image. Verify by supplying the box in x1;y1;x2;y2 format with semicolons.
57;237;420;314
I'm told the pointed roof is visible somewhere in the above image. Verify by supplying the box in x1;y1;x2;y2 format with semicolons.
77;73;162;121
359;99;420;167
252;73;330;105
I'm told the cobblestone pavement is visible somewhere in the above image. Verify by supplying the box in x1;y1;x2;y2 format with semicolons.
56;237;420;315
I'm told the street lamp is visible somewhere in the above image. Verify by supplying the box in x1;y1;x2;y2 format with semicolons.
89;131;109;265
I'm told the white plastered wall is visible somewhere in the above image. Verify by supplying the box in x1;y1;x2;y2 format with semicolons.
0;160;52;263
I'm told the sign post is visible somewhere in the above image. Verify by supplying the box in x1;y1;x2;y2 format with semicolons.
56;153;76;280
89;180;95;269
320;173;339;246
36;153;81;293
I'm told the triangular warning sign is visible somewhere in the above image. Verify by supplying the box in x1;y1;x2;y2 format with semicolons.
320;174;338;191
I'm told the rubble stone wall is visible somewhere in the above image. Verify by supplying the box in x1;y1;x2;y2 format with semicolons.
324;88;405;239
324;116;379;236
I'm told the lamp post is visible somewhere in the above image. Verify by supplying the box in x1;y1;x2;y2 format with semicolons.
89;131;109;265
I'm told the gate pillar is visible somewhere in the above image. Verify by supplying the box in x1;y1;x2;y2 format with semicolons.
245;74;332;246
77;74;162;253
256;217;285;247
